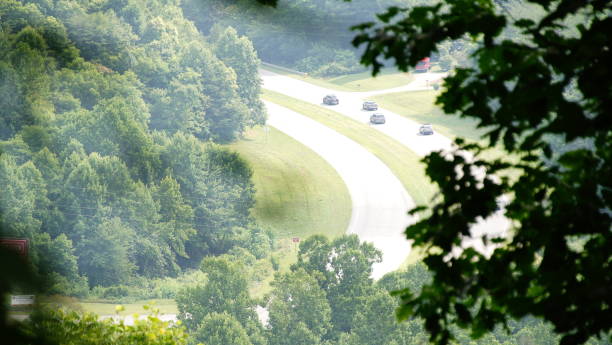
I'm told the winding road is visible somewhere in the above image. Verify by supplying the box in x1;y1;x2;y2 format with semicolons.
260;68;453;156
262;68;510;267
265;101;413;278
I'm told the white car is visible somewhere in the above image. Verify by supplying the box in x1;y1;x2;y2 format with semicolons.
362;101;378;111
419;124;434;135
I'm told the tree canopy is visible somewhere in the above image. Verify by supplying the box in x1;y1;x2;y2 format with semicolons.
346;0;611;344
0;0;270;294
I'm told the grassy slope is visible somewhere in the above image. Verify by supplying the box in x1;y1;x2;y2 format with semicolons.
229;126;351;240
263;90;436;206
230;126;351;297
263;65;415;92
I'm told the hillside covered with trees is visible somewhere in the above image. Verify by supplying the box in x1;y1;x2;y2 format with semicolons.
0;0;270;295
180;0;412;76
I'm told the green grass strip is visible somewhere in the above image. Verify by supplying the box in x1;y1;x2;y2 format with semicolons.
263;89;436;206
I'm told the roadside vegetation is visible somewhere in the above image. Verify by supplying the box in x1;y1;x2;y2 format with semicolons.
263;90;437;206
264;64;415;92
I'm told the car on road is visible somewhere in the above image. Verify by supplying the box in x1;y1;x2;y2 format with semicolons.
362;100;378;111
415;57;431;73
370;113;386;124
419;124;434;135
323;94;339;105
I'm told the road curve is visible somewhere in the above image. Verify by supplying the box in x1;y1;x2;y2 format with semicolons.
260;68;453;156
264;101;414;278
261;69;510;256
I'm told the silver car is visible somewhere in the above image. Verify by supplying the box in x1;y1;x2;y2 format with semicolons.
362;100;378;111
370;113;386;124
323;94;339;105
419;124;434;135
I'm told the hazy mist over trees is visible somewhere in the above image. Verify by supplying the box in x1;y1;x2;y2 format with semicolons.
0;0;270;295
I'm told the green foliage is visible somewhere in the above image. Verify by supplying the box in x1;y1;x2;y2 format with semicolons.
23;308;189;345
176;256;257;331
292;235;382;337
181;0;402;73
351;0;612;343
1;0;270;295
267;268;332;344
295;45;363;77
211;25;266;127
193;312;253;345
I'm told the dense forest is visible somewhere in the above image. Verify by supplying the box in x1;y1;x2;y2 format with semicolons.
0;0;270;295
179;0;412;75
177;0;538;76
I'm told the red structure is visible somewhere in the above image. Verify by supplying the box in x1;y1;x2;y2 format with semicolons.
415;57;431;72
0;238;29;258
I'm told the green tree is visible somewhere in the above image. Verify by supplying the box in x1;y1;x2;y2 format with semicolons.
267;268;332;344
346;288;428;345
148;70;209;137
32;232;79;280
75;216;136;287
347;0;612;343
178;40;248;142
292;235;382;336
57;96;159;182
211;25;266;127
153;176;196;263
193;312;253;345
349;290;400;345
176;256;257;331
377;262;431;295
0;155;45;239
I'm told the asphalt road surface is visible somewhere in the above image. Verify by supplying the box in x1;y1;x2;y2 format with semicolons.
265;101;414;278
261;69;510;259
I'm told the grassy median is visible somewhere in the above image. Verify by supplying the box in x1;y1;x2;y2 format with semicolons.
263;90;437;206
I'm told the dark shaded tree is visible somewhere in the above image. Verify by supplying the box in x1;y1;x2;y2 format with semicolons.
346;0;611;343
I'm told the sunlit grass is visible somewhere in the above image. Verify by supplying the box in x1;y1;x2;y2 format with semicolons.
78;300;178;315
39;296;178;315
229;126;351;240
263;90;437;206
231;127;351;298
262;65;415;92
